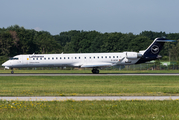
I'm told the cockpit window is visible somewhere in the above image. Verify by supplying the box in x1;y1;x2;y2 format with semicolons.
10;57;19;60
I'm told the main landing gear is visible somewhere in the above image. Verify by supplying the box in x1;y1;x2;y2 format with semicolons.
92;68;99;74
11;68;14;74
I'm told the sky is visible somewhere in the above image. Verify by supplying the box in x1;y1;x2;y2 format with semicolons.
0;0;179;35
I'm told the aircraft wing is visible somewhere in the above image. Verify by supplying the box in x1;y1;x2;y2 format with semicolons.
80;57;125;68
81;63;113;68
115;57;125;65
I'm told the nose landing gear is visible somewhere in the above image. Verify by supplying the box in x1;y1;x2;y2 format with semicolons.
91;68;99;74
11;68;14;74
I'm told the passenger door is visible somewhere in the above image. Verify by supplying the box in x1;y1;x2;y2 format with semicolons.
22;55;29;66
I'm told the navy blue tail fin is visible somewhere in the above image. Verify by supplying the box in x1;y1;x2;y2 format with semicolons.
136;38;176;64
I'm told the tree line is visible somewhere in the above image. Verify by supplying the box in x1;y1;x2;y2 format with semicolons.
0;25;179;64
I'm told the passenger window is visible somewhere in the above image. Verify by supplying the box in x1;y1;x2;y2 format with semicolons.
117;56;118;58
68;57;69;59
109;56;111;58
60;57;62;59
40;58;42;60
56;57;58;59
101;56;103;58
113;56;115;58
79;57;80;59
33;58;35;60
64;57;66;59
75;57;77;59
36;58;38;60
89;57;91;59
48;58;50;60
94;56;95;59
97;56;99;59
44;58;46;60
52;57;54;60
84;57;86;59
105;56;107;58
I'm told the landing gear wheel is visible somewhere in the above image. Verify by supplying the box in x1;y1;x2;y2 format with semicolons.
11;68;14;74
92;68;100;74
95;70;99;74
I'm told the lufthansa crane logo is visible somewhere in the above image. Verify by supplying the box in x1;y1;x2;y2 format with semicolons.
151;45;159;54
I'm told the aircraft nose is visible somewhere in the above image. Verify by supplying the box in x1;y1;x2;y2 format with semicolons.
2;61;8;67
2;63;5;66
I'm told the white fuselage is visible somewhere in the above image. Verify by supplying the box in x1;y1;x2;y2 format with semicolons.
2;52;142;68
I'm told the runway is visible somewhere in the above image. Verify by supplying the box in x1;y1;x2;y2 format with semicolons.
1;96;179;101
0;73;179;76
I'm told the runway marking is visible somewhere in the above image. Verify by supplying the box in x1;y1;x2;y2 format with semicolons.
1;73;179;76
0;96;179;101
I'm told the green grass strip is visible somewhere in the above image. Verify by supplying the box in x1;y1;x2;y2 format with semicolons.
0;100;179;119
0;76;179;96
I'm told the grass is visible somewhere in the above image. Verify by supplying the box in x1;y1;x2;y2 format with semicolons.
0;100;179;119
1;76;179;96
1;69;179;73
1;75;179;119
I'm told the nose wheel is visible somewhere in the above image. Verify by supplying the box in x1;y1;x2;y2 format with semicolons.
92;68;99;74
11;68;14;74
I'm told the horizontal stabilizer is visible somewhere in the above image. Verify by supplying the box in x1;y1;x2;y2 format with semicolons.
156;39;176;42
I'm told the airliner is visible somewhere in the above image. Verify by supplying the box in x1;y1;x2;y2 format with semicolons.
2;38;175;74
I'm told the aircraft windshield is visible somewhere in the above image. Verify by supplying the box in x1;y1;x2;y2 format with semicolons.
9;57;19;60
